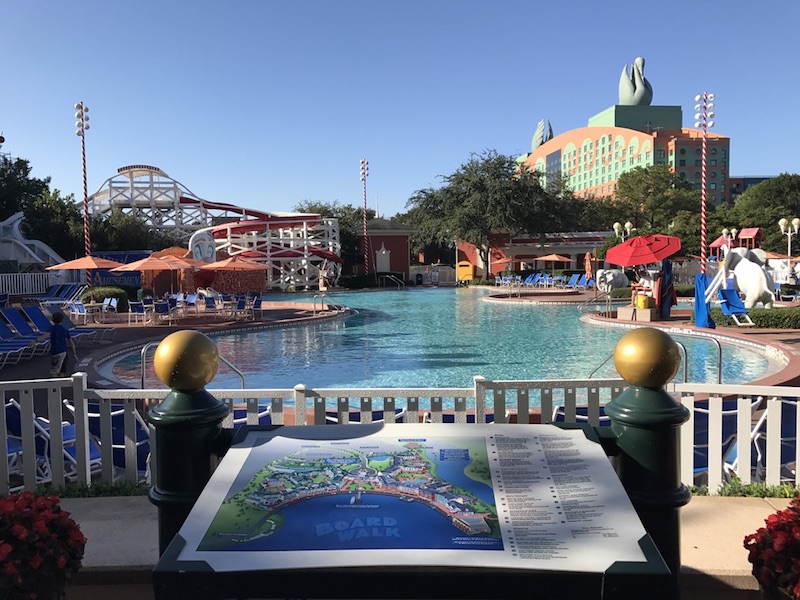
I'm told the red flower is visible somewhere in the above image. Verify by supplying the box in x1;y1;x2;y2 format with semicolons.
744;495;800;600
0;492;85;598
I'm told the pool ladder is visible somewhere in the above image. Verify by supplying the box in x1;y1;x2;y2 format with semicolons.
312;294;347;315
139;341;246;389
587;338;723;384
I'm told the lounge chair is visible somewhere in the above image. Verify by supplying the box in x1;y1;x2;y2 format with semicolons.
718;288;755;326
128;301;149;325
0;318;47;354
63;401;150;481
250;296;263;320
691;397;763;485
6;399;102;483
230;298;252;321
752;398;798;483
153;300;175;325
0;292;8;308
560;274;581;288
422;411;494;424
230;404;272;428
552;404;610;427
326;407;408;424
19;304;97;345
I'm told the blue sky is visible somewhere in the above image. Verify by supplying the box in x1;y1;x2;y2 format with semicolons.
3;1;799;219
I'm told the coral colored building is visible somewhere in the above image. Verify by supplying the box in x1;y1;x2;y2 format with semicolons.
519;105;732;204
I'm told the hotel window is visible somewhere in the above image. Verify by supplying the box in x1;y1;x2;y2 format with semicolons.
711;148;717;155
629;157;634;165
680;148;686;155
657;149;665;158
679;159;686;166
695;160;701;166
710;183;717;189
646;151;651;161
722;150;727;157
679;172;687;178
695;148;701;155
695;172;701;178
710;159;717;166
711;172;717;178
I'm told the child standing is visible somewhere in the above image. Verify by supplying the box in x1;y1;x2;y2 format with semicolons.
30;312;78;377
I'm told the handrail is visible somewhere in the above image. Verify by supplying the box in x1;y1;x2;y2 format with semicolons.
141;341;245;389
587;339;709;384
379;274;405;289
313;293;346;314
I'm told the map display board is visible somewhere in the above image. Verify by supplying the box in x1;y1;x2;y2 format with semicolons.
169;424;660;575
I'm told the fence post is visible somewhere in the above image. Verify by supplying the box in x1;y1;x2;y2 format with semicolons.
604;327;690;593
147;330;230;555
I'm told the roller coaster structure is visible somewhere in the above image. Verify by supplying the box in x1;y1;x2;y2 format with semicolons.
88;165;340;291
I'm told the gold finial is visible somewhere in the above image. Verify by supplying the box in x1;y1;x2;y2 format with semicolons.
613;327;680;388
153;330;219;390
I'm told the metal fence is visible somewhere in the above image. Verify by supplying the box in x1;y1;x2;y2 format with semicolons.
2;374;797;495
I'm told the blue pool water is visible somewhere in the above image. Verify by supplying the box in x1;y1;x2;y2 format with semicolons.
109;287;775;390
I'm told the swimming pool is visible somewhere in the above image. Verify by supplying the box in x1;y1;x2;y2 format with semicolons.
108;287;777;391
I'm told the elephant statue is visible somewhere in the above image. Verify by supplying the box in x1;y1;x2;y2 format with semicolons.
723;248;775;309
595;269;629;294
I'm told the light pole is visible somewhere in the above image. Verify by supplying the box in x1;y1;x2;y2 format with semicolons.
694;92;715;274
613;221;634;242
779;218;800;256
75;102;91;282
360;159;370;275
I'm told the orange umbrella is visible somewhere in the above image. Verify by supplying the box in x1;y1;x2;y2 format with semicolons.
534;254;572;262
46;256;125;270
199;256;269;271
109;255;184;272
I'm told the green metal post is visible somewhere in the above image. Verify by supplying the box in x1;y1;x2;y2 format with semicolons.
604;327;691;592
147;330;230;555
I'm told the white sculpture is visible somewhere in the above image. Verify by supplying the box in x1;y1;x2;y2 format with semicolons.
723;248;776;309
595;269;628;294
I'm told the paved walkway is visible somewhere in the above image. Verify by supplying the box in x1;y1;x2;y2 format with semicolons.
61;495;788;599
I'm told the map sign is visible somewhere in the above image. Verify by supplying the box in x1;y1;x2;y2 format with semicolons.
173;424;653;574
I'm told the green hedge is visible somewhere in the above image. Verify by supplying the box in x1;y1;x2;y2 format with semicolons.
80;286;129;312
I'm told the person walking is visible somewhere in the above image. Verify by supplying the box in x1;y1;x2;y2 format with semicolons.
29;311;78;377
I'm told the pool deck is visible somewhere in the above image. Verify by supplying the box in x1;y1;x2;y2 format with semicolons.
3;291;799;599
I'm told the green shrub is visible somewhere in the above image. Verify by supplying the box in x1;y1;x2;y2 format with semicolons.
81;286;129;312
28;480;149;498
690;305;800;328
692;478;799;497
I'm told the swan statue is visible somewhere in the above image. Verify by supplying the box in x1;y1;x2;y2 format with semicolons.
618;56;653;106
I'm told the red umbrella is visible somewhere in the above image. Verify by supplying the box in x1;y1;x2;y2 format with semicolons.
606;234;681;267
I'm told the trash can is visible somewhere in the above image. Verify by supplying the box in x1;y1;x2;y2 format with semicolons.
415;274;423;285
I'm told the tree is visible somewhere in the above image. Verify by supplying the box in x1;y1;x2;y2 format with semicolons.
730;174;800;252
0;157;50;221
91;209;181;252
293;200;375;268
21;189;83;260
615;165;698;229
404;150;552;278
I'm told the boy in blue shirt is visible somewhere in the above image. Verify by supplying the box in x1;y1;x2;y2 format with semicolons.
30;312;78;377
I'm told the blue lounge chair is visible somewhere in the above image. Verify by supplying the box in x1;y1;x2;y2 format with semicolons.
6;399;102;483
19;305;97;345
718;288;755;326
561;274;581;288
64;401;150;481
752;399;798;483
552;404;610;427
127;301;149;325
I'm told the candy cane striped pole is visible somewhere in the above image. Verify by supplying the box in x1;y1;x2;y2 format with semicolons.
360;159;369;275
75;102;91;285
694;93;715;275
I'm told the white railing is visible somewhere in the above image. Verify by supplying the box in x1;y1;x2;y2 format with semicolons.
0;272;55;297
2;375;797;495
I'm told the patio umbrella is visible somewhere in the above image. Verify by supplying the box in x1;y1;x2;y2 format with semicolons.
46;256;125;271
605;234;681;267
109;255;183;272
584;252;593;282
534;254;572;263
199;255;269;271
